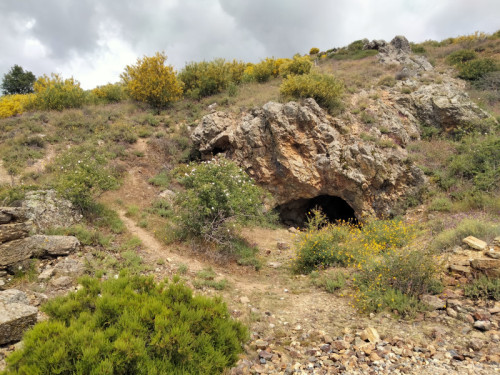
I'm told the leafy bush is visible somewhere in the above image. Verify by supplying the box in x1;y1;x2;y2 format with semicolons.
91;83;126;103
430;218;500;252
3;275;247;374
410;44;426;54
174;158;270;251
280;73;344;113
309;47;320;55
52;145;121;211
458;58;498;80
355;248;441;316
0;94;34;119
446;49;477;65
464;276;500;300
310;270;346;293
292;210;415;274
251;58;280;82
30;74;87;111
178;59;246;98
121;52;184;108
278;55;312;77
378;75;397;87
1;65;36;95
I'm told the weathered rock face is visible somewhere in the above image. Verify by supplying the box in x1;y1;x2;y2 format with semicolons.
192;99;425;222
21;190;82;232
0;289;38;345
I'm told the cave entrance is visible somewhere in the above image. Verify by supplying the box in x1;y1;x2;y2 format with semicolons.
276;195;357;227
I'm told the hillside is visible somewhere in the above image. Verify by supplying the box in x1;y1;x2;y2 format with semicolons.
0;32;500;374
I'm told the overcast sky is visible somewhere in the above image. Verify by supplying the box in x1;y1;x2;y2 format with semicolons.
0;0;499;90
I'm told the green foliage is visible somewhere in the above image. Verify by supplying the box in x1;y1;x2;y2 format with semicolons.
280;73;344;113
355;248;440;316
178;59;246;99
1;65;36;95
3;275;247;374
410;44;426;54
329;42;378;60
458;58;498;80
121;52;183;108
309;47;320;55
30;74;87;111
430;218;500;252
91;83;126;103
428;196;453;212
52;145;121;211
46;224;112;247
464;276;500;301
278;55;312;77
173;158;269;252
193;268;229;290
378;75;397;87
149;199;173;218
251;58;279;83
446;49;477;65
292;210;415;274
310;270;346;293
148;170;170;188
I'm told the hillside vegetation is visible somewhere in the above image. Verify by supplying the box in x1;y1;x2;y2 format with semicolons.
1;30;500;374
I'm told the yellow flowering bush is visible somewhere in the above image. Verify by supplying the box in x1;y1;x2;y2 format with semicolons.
0;94;34;119
121;52;183;108
278;55;312;77
30;74;87;111
91;83;126;103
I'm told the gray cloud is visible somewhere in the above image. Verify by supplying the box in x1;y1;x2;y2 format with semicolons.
0;0;499;89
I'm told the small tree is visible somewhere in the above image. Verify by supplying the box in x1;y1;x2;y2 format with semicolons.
121;52;183;108
1;65;36;95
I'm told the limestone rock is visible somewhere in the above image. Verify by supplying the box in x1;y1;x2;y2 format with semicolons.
0;208;27;224
53;257;85;277
360;327;380;343
421;294;446;310
463;236;487;251
0;289;37;345
0;235;80;269
21;190;82;232
470;258;500;278
192;99;425;222
0;223;29;244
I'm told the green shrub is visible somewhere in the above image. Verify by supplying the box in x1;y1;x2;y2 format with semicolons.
464;276;500;300
148;170;170;188
446;49;477;65
52;145;121;211
428;196;453;212
309;47;320;55
3;275;247;374
280;73;344;113
46;224;112;247
193;267;229;290
251;58;278;82
149;198;173;218
173;158;270;251
410;44;426;54
179;59;234;98
310;270;346;293
279;55;312;77
378;75;397;87
91;83;126;103
430;218;500;252
30;74;87;111
458;58;498;80
355;248;441;316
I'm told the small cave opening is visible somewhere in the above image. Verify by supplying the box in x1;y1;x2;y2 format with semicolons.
276;195;357;227
210;135;231;157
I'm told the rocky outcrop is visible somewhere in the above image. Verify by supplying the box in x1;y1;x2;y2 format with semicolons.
365;35;433;76
192;99;425;221
0;207;80;273
21;190;82;232
0;289;38;345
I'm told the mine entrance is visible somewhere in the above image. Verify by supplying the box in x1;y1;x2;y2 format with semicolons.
276;195;357;227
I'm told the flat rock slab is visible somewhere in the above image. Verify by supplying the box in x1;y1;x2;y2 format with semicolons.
0;208;27;224
0;289;37;345
471;258;500;278
0;223;29;244
463;236;487;251
0;235;80;268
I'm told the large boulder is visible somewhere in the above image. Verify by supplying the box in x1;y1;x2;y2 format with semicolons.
21;190;82;232
192;99;425;222
0;207;27;224
0;223;29;244
0;289;38;345
0;235;80;269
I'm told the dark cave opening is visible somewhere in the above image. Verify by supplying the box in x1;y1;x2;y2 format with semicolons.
276;195;357;227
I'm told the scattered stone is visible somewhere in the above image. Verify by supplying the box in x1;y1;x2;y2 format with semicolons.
0;289;37;345
0;223;29;244
53;258;85;277
493;236;500;246
485;250;500;259
420;294;445;310
446;308;458;318
255;340;268;350
288;227;299;234
277;242;289;250
468;339;484;351
473;320;491;332
360;327;380;344
50;276;72;288
448;264;471;275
